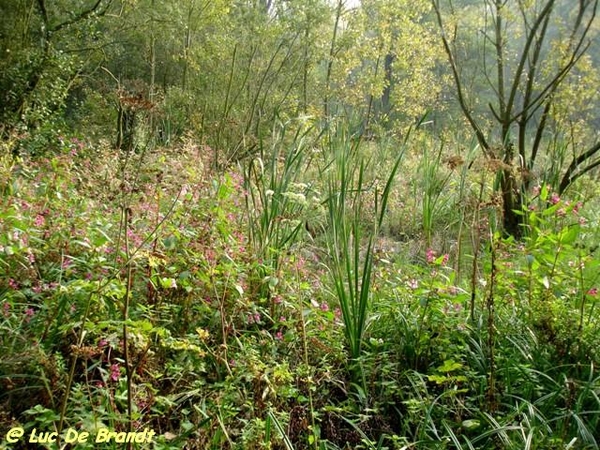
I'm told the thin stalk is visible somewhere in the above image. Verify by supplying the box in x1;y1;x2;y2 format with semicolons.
302;23;309;114
324;0;343;120
363;47;382;135
470;180;485;322
577;251;585;332
149;0;156;132
414;278;435;370
298;278;318;450
215;44;237;168
122;206;134;446
243;40;287;137
57;288;95;446
486;232;498;413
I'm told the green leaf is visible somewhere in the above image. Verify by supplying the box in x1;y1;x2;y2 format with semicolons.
541;184;548;202
163;235;178;250
462;419;480;429
234;284;244;296
133;319;153;332
160;277;177;289
437;359;462;372
559;225;579;245
541;276;550;289
541;204;560;217
428;374;448;384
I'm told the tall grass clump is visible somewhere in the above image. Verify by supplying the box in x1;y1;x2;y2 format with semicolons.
323;123;405;391
244;118;320;280
416;140;453;246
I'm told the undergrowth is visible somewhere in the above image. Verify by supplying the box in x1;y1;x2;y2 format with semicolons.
1;129;599;449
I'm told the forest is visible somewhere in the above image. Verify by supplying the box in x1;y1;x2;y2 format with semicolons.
1;0;600;448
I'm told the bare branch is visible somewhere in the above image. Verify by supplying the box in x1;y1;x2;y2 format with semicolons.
514;0;596;124
560;143;600;193
36;0;48;27
432;0;490;153
51;0;112;34
492;0;507;120
505;0;556;123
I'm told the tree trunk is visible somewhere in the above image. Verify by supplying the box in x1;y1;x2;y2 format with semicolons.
500;169;523;238
380;53;394;116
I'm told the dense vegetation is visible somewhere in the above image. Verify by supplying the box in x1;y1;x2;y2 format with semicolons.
1;0;600;449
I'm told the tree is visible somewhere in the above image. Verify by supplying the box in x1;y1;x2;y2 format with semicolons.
0;0;113;144
321;0;445;132
432;0;599;237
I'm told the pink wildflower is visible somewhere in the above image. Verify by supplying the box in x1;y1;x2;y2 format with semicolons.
588;288;598;296
334;308;342;321
248;312;261;324
550;193;560;205
320;302;329;312
25;307;35;322
110;363;120;382
275;330;283;340
2;302;10;317
8;279;18;289
136;399;149;412
34;215;45;227
426;248;436;264
205;248;217;264
295;256;307;272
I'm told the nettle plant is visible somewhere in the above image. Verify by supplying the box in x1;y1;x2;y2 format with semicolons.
515;184;600;360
